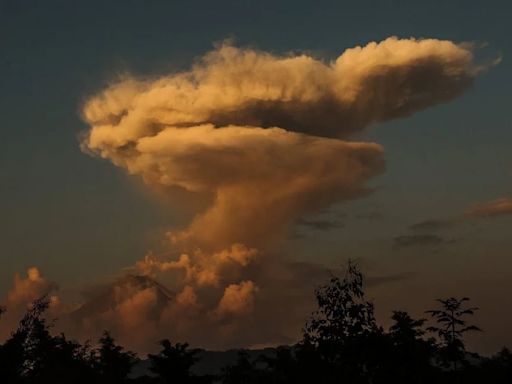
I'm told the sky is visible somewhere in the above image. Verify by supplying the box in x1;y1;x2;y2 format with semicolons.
1;0;511;354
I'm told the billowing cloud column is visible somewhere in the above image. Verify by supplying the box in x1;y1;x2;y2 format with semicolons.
78;37;480;349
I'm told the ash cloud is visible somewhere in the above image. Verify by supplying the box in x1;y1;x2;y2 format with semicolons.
73;37;482;351
83;37;476;144
81;36;478;252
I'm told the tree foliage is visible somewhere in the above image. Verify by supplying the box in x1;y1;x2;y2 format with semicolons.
148;339;202;383
304;260;377;346
96;331;137;384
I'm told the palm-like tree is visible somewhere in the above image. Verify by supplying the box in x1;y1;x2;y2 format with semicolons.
426;297;482;371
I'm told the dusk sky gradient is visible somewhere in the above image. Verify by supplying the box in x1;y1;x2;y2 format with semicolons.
1;0;511;354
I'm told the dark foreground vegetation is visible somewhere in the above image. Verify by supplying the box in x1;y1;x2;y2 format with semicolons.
1;262;511;383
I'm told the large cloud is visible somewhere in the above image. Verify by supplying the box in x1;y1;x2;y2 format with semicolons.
121;124;384;250
80;36;478;252
83;37;475;144
76;37;481;350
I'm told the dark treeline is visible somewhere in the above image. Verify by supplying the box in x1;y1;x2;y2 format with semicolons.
1;262;511;383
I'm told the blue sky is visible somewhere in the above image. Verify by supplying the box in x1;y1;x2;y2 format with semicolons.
1;0;511;352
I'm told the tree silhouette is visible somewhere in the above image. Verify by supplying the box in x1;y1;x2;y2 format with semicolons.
1;271;512;383
221;350;265;384
426;297;482;371
389;311;426;341
304;260;377;345
302;260;383;383
481;347;512;383
0;313;26;382
16;296;53;377
96;331;137;384
258;346;298;383
148;339;203;383
0;296;97;383
387;311;437;383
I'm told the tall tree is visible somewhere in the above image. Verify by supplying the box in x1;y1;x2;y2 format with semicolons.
303;260;377;345
0;296;54;382
302;260;382;383
0;296;96;384
426;297;482;371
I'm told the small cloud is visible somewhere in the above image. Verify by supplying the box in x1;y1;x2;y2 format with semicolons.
296;217;344;231
355;211;383;220
464;197;512;218
213;281;259;318
366;272;413;286
284;261;410;287
409;219;454;232
409;197;512;233
393;234;446;248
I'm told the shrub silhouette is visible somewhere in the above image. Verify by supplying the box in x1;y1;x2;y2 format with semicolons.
148;339;204;383
221;350;266;384
387;311;437;383
96;331;137;384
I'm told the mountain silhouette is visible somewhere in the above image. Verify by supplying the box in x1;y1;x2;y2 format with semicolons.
66;274;175;327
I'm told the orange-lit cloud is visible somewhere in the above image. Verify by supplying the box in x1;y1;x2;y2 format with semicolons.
0;268;60;339
465;197;512;218
213;280;259;318
75;37;484;351
83;37;476;145
62;275;172;351
6;267;57;305
81;37;478;253
136;243;258;286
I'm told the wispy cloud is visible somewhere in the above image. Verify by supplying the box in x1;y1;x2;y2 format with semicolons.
409;219;455;232
407;196;512;238
464;197;512;218
393;234;448;248
296;217;345;231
